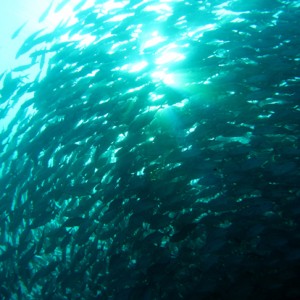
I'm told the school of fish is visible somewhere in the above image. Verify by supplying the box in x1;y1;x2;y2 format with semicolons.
0;0;300;299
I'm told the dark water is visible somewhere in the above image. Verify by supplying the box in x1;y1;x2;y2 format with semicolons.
1;0;300;299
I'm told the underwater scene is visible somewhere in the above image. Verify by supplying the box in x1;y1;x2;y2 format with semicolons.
0;0;300;299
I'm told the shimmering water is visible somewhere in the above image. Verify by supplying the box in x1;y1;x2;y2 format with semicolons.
0;0;300;299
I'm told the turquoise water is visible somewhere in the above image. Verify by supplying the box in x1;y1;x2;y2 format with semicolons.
0;0;300;299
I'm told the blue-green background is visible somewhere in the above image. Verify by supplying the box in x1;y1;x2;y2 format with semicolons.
0;0;300;299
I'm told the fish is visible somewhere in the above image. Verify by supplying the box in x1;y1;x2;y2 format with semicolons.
15;28;45;59
11;21;28;40
54;0;70;13
63;217;87;227
10;66;30;77
38;1;54;23
0;72;22;101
